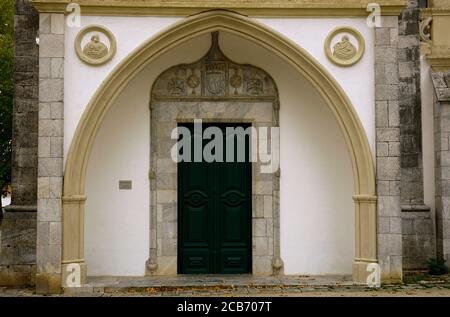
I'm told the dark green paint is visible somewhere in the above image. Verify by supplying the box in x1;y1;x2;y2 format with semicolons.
178;123;252;274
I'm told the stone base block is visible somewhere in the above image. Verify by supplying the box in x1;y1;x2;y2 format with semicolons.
252;256;273;275
0;207;37;286
352;260;372;285
402;209;435;270
0;264;36;286
35;272;62;294
155;256;177;275
353;259;402;285
380;271;403;284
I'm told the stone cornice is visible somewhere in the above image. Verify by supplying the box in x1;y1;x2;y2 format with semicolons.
428;46;450;71
31;0;406;17
421;7;450;17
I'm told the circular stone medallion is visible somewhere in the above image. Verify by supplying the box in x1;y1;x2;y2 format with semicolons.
75;25;117;66
324;27;365;67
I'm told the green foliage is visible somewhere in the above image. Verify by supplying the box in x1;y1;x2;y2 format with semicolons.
0;0;14;198
427;258;450;275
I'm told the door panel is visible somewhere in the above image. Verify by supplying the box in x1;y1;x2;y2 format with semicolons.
181;249;211;274
178;128;215;273
219;249;249;274
178;122;252;274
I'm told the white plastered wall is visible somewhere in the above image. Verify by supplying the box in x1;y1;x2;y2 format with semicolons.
64;17;375;160
67;16;375;276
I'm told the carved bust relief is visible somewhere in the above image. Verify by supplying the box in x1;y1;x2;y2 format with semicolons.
75;25;117;66
324;27;365;67
83;35;109;60
333;35;357;60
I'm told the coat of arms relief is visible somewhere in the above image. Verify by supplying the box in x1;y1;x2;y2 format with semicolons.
151;32;277;99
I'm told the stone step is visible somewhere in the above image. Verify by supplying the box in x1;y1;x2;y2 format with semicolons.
63;275;361;295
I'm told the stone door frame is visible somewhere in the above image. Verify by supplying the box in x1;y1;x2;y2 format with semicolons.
146;32;282;275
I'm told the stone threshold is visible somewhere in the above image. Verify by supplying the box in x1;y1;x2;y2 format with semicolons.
64;275;356;295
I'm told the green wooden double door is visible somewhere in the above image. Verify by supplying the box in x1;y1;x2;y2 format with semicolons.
178;123;252;274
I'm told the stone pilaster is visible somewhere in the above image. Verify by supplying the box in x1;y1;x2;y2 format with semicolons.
398;0;434;270
35;13;64;294
10;1;39;207
0;0;38;287
375;16;403;283
432;71;450;267
399;0;424;206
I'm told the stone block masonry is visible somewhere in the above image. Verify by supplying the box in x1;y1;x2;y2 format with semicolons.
375;16;403;283
402;211;435;269
35;13;65;294
432;71;450;268
10;0;39;207
0;0;38;287
399;0;423;206
0;212;36;286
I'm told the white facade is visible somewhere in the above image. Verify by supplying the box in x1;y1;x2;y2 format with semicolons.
65;17;376;276
5;0;449;294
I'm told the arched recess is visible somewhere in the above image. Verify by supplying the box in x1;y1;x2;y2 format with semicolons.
62;9;377;285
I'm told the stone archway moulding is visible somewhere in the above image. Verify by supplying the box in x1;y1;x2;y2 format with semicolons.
61;10;377;285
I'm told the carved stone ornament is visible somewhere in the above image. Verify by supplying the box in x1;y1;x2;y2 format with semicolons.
75;25;117;66
420;17;432;44
151;32;277;100
324;26;365;67
421;6;450;71
420;17;432;55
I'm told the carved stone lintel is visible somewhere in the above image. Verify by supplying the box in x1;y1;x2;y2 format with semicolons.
230;67;242;95
187;68;200;95
151;32;277;100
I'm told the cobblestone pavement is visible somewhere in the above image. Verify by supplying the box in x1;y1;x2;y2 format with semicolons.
1;285;450;297
1;274;449;297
